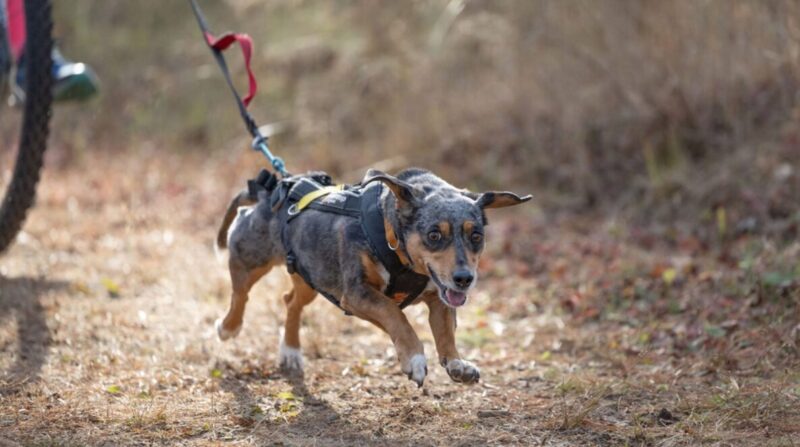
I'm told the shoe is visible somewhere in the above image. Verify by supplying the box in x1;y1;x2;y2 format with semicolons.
15;46;99;103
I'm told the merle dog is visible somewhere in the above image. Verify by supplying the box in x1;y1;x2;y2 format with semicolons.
215;168;530;386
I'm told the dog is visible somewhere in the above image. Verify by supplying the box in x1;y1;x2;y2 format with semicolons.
214;167;530;386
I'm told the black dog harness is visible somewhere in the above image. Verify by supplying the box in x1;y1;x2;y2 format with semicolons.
249;170;429;313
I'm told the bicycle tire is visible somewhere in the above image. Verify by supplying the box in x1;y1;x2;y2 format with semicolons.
0;0;53;254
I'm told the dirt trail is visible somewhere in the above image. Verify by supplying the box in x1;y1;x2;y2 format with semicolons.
1;151;798;446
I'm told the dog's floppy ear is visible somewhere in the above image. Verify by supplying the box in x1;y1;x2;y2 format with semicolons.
363;169;423;207
471;191;532;209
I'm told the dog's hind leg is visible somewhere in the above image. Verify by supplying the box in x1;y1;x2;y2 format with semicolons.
278;273;317;372
216;258;274;340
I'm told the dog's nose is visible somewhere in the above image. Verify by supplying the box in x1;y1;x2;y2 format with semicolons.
452;270;474;289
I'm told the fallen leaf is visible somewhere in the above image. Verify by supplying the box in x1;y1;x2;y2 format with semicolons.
101;278;121;298
716;207;727;236
276;391;297;401
106;385;121;394
662;268;677;285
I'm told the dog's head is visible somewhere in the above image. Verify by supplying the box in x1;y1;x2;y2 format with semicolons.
365;168;531;308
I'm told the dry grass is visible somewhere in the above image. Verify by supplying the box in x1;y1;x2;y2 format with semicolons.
0;150;798;446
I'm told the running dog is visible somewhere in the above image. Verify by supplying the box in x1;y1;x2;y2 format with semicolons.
215;168;530;386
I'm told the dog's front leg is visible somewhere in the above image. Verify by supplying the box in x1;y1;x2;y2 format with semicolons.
341;287;427;387
425;295;480;384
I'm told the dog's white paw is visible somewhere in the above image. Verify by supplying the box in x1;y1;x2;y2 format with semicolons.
279;341;304;372
445;358;480;384
402;354;428;387
215;318;241;341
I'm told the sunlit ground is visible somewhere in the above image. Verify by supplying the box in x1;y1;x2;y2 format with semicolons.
0;149;798;446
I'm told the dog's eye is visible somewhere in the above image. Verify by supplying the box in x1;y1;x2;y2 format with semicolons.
470;232;483;244
428;230;442;242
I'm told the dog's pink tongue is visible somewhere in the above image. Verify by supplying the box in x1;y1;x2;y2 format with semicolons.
445;289;467;306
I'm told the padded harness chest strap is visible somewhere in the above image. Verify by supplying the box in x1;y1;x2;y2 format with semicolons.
359;186;430;307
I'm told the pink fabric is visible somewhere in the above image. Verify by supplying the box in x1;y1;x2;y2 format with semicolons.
204;31;258;107
7;0;26;61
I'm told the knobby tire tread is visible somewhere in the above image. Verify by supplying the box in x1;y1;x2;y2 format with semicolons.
0;0;52;254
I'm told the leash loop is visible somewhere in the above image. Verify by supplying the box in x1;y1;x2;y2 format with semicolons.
189;0;290;178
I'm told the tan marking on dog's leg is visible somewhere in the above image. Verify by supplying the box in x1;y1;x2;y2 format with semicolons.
359;252;386;290
425;294;480;384
282;274;317;349
217;260;273;340
279;274;317;371
341;288;427;386
362;316;386;332
425;294;460;363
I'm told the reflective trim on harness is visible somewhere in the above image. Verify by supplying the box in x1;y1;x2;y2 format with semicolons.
295;185;345;213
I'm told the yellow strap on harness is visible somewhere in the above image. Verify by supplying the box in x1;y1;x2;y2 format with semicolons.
295;185;345;212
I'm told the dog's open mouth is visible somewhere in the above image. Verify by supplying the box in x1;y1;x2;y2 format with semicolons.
428;266;468;307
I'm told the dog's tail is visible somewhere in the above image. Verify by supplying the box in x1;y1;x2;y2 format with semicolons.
216;190;256;251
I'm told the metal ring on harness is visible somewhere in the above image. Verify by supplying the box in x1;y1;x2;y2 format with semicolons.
287;204;299;216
